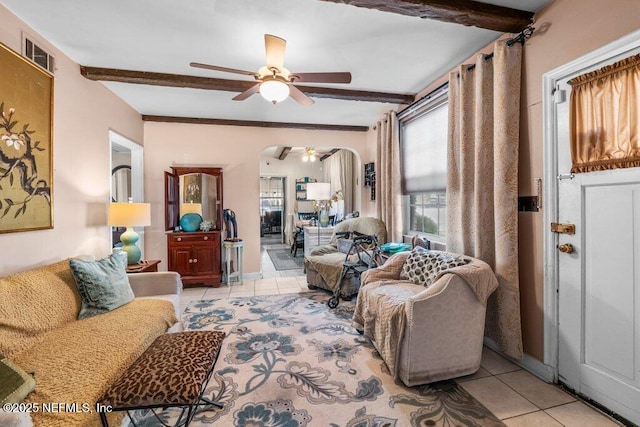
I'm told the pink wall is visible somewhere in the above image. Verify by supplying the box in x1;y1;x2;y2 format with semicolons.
0;5;143;275
3;0;638;363
360;128;378;217
143;122;367;274
518;0;640;360
388;0;640;362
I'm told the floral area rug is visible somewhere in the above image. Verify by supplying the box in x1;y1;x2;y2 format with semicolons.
130;292;503;426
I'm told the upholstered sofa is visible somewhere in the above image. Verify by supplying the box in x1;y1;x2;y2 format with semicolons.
0;259;182;427
353;250;498;386
304;217;386;298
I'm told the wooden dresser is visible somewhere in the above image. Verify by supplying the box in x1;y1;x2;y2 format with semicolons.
167;231;221;287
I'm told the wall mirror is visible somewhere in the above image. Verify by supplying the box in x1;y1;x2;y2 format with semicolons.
111;165;131;202
165;166;223;231
109;130;144;249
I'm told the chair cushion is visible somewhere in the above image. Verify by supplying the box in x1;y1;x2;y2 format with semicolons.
69;253;135;319
400;248;470;287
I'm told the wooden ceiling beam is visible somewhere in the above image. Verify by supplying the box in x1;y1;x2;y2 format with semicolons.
80;66;414;104
317;0;534;33
277;147;292;160
142;115;369;132
320;148;340;161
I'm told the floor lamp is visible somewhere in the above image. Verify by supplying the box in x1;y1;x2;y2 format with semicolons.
305;182;331;245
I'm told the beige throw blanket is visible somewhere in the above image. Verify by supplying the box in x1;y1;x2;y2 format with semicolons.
353;252;498;380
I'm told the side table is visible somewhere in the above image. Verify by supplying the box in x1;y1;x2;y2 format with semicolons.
126;259;160;273
223;240;244;286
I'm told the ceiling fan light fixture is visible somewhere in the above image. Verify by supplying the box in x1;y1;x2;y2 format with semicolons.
302;147;317;162
259;79;290;104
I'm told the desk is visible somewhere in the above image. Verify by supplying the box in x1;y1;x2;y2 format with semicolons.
126;259;160;273
304;226;335;257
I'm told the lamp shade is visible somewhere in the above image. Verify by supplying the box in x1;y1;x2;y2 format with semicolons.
306;182;331;201
180;203;202;215
108;202;151;227
260;80;290;104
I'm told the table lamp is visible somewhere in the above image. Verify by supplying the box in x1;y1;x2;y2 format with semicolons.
108;202;151;265
180;202;202;216
307;182;331;227
306;182;331;244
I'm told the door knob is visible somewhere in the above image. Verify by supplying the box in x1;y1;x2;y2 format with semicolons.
558;243;574;254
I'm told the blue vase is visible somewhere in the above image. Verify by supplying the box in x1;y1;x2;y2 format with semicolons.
180;213;203;232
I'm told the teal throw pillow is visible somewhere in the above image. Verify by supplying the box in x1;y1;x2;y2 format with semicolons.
69;253;135;319
0;354;35;404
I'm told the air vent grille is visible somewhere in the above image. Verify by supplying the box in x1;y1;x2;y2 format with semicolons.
24;38;55;73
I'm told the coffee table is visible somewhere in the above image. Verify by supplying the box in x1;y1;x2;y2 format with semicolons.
97;331;225;427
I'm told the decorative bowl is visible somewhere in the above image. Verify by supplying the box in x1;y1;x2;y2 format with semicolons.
180;213;203;232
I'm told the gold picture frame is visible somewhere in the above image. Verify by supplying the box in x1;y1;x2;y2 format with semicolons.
0;43;54;233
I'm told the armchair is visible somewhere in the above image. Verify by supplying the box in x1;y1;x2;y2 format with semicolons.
304;217;386;298
353;250;498;386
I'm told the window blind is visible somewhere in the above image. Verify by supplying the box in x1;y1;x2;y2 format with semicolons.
399;95;448;194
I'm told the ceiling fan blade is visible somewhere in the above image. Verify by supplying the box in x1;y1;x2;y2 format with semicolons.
265;34;286;71
288;84;314;106
190;62;257;77
232;83;261;101
291;72;352;84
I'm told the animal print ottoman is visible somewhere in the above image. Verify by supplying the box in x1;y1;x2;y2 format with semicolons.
97;330;225;426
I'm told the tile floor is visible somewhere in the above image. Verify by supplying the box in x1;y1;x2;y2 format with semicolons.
178;236;625;427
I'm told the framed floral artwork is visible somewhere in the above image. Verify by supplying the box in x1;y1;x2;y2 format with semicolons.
0;43;53;233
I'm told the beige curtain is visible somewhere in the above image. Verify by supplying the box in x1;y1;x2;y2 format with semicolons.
446;39;523;360
375;111;402;242
569;53;640;173
323;149;354;214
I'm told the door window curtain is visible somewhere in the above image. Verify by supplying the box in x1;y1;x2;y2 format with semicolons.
569;53;640;173
376;111;402;242
447;39;524;360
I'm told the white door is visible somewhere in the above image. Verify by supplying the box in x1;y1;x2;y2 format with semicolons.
555;61;640;424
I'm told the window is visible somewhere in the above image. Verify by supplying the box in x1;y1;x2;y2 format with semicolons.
399;87;448;238
407;192;446;237
24;37;55;73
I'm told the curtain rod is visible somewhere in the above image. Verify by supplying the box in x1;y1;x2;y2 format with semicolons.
396;82;448;120
462;25;534;73
399;25;535;114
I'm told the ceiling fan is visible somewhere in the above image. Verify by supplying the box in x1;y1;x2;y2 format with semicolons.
190;34;352;106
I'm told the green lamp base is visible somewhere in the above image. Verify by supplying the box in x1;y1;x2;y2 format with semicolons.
120;227;142;265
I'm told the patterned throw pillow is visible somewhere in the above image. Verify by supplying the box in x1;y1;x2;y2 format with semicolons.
69;252;135;319
400;247;471;287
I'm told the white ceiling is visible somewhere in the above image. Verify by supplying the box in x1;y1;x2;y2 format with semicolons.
1;0;552;127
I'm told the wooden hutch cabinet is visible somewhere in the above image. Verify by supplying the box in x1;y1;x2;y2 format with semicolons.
167;231;221;286
165;167;223;287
